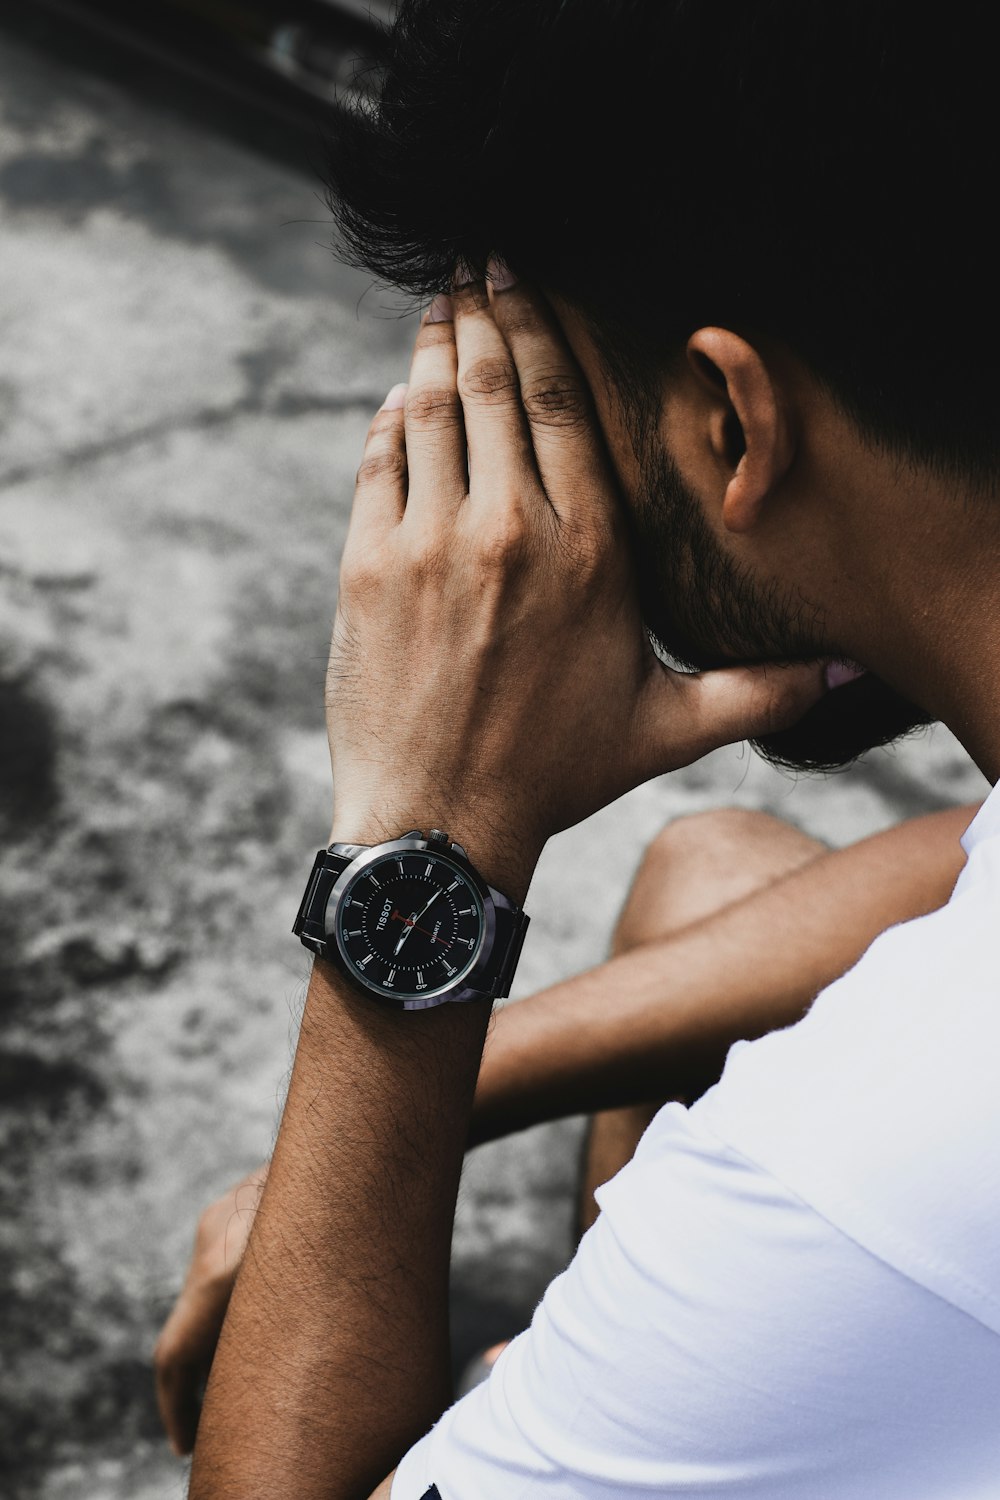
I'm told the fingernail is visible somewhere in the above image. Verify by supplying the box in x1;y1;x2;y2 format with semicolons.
427;293;453;323
824;660;866;691
381;383;408;411
487;256;517;292
452;258;479;289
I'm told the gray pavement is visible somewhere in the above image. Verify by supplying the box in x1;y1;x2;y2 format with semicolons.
0;19;989;1500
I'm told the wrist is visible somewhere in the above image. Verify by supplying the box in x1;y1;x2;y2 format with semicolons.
329;807;541;906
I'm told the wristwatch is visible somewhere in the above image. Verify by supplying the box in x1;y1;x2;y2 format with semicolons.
293;829;530;1011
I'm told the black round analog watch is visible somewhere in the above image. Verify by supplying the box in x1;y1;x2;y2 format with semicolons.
293;829;529;1010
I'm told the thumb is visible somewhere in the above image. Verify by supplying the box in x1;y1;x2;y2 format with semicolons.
637;659;828;774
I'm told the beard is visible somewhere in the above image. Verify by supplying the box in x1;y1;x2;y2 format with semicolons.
628;439;933;772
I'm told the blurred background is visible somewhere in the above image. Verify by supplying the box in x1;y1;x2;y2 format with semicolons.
0;5;989;1498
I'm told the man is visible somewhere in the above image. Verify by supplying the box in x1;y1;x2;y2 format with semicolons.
183;3;1000;1495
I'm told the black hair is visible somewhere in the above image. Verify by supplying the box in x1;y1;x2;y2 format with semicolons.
327;0;1000;482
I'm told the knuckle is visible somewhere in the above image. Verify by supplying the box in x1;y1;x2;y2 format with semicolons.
475;512;530;572
367;409;400;438
355;445;406;488
414;321;455;350
405;383;461;428
452;279;490;313
494;302;538;341
340;540;388;596
732;672;784;738
557;515;610;577
404;530;449;580
459;355;519;404
761;682;793;736
522;374;588;429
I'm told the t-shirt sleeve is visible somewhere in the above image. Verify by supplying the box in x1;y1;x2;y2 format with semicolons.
392;1104;1000;1500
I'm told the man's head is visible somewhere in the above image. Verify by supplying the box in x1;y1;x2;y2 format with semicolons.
327;0;998;769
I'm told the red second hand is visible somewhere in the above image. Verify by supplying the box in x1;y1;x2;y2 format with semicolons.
389;910;452;947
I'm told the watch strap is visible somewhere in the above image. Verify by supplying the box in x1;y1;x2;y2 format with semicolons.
292;845;362;955
486;892;530;1000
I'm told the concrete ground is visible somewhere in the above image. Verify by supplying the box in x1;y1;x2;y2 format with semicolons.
0;15;989;1500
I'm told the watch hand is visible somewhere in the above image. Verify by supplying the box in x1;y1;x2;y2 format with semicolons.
413;887;443;923
393;887;446;956
393;909;417;957
389;912;452;947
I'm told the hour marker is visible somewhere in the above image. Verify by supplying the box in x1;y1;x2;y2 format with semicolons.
368;875;381;889
458;907;474;916
443;963;457;977
386;968;396;987
350;899;364;908
346;929;362;938
447;881;460;892
416;971;426;989
357;954;372;968
461;937;475;948
424;862;433;878
397;859;405;875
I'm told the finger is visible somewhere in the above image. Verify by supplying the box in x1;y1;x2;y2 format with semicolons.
450;269;540;508
155;1359;203;1456
345;388;409;545
637;660;828;773
486;260;613;517
154;1315;205;1457
400;297;468;516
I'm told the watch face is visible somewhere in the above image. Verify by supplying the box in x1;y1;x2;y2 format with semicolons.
331;848;486;1001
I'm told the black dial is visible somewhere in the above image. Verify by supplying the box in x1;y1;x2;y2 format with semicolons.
330;849;485;1000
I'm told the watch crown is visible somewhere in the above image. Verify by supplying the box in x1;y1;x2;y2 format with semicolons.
427;829;449;844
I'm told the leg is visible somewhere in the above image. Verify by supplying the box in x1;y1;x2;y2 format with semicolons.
579;809;825;1231
474;803;973;1151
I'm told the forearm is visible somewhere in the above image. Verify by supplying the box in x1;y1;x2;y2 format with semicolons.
217;805;973;1234
189;957;491;1500
470;805;974;1143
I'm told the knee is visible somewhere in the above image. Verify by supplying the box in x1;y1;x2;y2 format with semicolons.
613;808;824;953
649;806;765;863
642;807;809;877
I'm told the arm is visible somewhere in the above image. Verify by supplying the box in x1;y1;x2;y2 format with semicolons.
158;803;972;1456
190;955;494;1499
187;271;828;1499
472;800;974;1141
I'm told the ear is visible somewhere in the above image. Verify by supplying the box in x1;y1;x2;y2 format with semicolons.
686;328;794;534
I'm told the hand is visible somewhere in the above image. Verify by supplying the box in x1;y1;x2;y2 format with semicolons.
392;887;443;955
153;1165;268;1456
327;269;825;899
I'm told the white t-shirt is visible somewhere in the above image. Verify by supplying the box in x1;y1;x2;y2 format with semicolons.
393;789;1000;1500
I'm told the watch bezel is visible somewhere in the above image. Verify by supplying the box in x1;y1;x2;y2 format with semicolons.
326;835;499;1011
